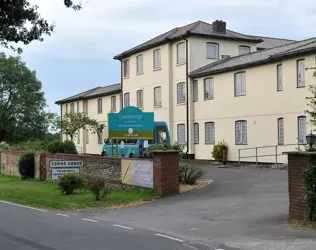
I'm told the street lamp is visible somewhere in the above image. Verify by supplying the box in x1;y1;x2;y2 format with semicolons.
306;131;316;151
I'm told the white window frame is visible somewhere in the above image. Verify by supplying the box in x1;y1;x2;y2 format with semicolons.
177;82;186;104
124;93;130;108
136;54;143;74
238;45;250;55
177;124;185;144
204;78;214;100
206;42;219;60
205;122;215;144
177;42;186;64
194;123;199;144
277;64;283;91
297;59;305;88
123;59;130;77
298;116;307;144
235;120;247;145
137;90;144;109
97;98;102;114
278;118;284;145
193;80;198;102
234;72;246;96
153;49;161;69
86;129;89;144
154;86;162;107
77;130;80;144
111;96;116;112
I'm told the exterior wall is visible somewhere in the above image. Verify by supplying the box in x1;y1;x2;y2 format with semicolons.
188;37;257;71
191;54;315;163
60;93;121;155
0;150;24;177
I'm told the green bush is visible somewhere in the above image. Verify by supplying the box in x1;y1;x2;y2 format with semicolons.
13;140;44;151
84;176;111;201
212;140;228;163
18;152;35;179
47;140;77;154
62;140;78;154
0;141;10;150
57;173;83;195
179;161;204;185
302;162;316;221
145;142;186;159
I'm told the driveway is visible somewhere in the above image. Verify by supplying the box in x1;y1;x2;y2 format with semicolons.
74;166;316;250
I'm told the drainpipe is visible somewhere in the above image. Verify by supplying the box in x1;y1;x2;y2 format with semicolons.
60;105;63;141
120;59;123;110
183;37;189;156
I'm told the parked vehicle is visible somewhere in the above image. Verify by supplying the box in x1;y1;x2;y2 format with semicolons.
101;121;170;158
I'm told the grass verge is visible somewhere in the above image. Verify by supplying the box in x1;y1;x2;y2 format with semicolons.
288;216;316;230
0;174;23;184
0;180;156;210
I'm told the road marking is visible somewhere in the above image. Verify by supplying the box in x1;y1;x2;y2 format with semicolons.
154;233;184;242
0;200;47;213
82;218;98;223
57;213;69;217
183;244;199;250
113;224;134;230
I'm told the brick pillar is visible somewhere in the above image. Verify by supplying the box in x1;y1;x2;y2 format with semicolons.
153;150;180;197
35;153;47;181
287;152;316;221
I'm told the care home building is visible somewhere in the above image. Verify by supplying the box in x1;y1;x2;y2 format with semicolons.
56;20;316;163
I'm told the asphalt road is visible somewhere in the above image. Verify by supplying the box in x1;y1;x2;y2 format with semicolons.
0;201;215;250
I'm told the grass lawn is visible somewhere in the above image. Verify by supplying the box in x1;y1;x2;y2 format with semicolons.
0;174;23;184
0;180;156;210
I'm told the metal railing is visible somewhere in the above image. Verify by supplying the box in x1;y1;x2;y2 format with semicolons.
238;143;305;165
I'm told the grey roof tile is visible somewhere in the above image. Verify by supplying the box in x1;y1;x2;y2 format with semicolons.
189;38;316;77
55;83;121;104
248;35;295;49
114;20;262;60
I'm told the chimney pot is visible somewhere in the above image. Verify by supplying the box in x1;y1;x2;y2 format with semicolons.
212;20;226;34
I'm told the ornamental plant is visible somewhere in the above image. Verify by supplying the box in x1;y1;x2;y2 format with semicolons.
212;140;229;163
302;162;316;221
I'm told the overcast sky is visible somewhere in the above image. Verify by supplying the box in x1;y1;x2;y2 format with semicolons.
9;0;316;114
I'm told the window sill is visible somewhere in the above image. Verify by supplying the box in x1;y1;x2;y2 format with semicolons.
235;144;248;146
176;103;186;106
277;89;283;92
154;105;162;108
137;72;144;75
137;107;144;110
234;94;246;97
205;143;215;145
124;76;130;79
204;98;214;101
278;143;284;146
176;62;186;66
297;85;306;88
206;57;219;60
153;67;162;71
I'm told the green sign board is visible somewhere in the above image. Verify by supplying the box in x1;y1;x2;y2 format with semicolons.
108;106;154;140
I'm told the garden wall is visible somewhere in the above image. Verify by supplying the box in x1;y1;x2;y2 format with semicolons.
0;150;25;177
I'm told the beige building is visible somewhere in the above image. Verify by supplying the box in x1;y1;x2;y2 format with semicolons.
55;84;121;155
56;20;316;163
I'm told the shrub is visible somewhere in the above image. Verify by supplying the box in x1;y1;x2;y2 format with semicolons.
57;173;83;195
0;141;10;150
18;152;35;179
302;162;316;221
13;140;44;151
179;161;204;185
62;140;78;154
212;140;229;163
145;142;186;159
47;140;78;154
47;140;64;154
84;176;111;201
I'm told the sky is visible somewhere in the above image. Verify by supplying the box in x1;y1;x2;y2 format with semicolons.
5;0;316;114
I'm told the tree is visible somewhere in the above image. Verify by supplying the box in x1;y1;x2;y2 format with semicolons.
0;52;53;142
55;113;105;141
0;0;81;53
306;67;316;126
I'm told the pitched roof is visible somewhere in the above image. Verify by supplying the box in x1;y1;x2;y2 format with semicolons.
248;35;295;50
55;83;121;105
114;20;262;60
189;38;316;78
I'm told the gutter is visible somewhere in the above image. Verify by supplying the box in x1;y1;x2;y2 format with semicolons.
183;37;190;156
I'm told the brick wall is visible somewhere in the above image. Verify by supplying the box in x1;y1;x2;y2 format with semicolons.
0;150;25;177
287;152;316;221
153;150;180;196
36;153;121;183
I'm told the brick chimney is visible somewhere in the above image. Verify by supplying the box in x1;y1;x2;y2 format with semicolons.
212;20;226;34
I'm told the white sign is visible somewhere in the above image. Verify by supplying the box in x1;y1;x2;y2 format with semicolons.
121;141;125;149
132;160;153;188
51;168;80;180
49;160;84;168
144;140;149;148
